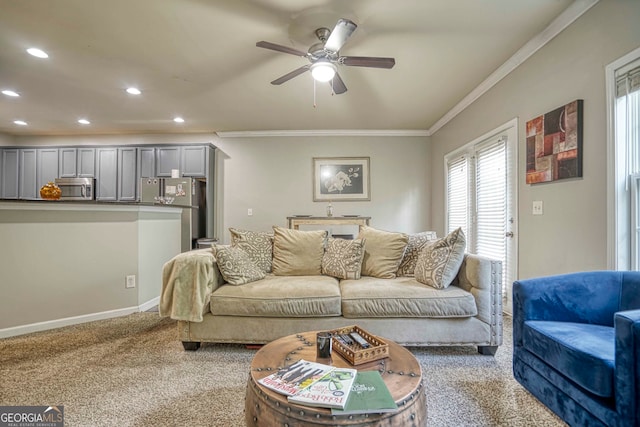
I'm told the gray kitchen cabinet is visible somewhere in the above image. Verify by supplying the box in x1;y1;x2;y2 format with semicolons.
77;148;96;177
138;147;156;178
59;147;95;178
156;146;181;177
118;147;137;201
181;146;207;177
58;148;77;178
95;148;118;201
19;149;37;199
36;148;59;198
1;149;19;199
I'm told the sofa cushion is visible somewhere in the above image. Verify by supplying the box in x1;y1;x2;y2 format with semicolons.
322;237;366;280
397;231;438;277
340;276;477;318
229;228;274;273
272;226;327;276
415;227;466;289
523;320;615;398
212;245;265;286
210;275;341;317
357;226;408;279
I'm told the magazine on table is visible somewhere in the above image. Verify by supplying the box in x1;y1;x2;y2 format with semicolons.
287;367;358;409
257;359;335;397
331;370;398;415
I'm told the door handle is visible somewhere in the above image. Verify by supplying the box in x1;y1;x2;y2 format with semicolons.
505;231;514;238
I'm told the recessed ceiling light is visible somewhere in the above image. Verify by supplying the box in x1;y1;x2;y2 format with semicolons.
2;90;20;97
126;87;141;95
173;117;185;123
26;48;48;58
78;119;91;125
14;120;27;126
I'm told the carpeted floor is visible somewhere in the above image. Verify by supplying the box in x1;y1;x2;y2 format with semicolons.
0;313;565;426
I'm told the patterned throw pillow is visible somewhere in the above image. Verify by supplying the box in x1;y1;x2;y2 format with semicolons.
357;226;409;279
322;238;366;280
212;245;265;286
397;231;438;277
271;226;327;276
229;228;274;273
415;228;466;289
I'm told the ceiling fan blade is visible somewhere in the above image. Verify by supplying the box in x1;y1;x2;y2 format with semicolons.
341;56;396;69
256;41;308;57
270;65;311;85
331;72;347;95
324;19;357;52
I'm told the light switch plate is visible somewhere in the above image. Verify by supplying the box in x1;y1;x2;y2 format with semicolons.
532;201;543;215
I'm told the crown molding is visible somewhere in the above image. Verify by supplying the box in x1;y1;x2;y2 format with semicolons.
215;129;431;138
428;0;599;135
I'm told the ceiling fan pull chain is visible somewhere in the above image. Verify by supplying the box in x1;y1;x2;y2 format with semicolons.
313;79;317;108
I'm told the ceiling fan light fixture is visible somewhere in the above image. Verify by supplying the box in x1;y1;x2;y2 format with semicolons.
310;62;336;82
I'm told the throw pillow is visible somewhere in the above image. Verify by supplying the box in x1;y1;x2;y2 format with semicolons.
271;226;327;276
322;238;366;280
356;226;409;279
229;228;274;273
397;231;438;277
415;227;466;289
212;245;265;286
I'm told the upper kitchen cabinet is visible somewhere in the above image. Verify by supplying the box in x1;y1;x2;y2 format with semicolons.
19;149;37;199
156;147;181;177
95;148;118;201
156;145;209;178
181;146;208;177
138;147;156;178
1;149;19;199
118;147;137;202
59;148;95;178
37;149;59;194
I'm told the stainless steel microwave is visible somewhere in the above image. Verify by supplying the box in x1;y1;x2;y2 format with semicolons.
54;178;95;200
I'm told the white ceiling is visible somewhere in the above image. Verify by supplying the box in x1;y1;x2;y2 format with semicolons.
0;0;590;136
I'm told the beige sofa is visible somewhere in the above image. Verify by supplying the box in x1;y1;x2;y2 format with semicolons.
159;227;503;355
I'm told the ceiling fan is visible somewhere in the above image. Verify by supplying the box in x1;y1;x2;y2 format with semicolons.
256;18;395;94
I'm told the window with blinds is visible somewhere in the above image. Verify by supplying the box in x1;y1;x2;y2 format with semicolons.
615;61;640;269
446;155;469;238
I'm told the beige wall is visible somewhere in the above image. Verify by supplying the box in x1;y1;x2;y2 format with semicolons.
0;133;14;146
0;203;181;336
212;134;431;242
430;0;640;279
13;133;214;147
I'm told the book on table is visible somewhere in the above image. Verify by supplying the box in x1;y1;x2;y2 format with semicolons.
287;367;358;409
331;370;398;415
257;359;335;397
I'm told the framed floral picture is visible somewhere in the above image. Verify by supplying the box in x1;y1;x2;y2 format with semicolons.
313;157;370;201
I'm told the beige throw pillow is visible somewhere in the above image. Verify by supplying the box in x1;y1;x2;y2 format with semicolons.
415;227;466;289
322;238;366;280
212;245;265;286
271;226;327;276
229;228;274;273
397;231;438;277
357;226;408;279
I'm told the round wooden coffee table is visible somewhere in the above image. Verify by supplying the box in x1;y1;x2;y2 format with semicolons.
245;331;426;426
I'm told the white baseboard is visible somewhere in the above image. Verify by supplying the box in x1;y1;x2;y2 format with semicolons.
0;297;160;339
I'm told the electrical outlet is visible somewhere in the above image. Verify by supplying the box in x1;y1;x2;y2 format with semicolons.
125;275;136;288
532;200;544;215
248;208;253;216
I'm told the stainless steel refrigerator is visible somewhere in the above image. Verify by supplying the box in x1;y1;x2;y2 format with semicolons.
140;177;207;252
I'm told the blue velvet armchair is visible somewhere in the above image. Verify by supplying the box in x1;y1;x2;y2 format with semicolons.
513;271;640;427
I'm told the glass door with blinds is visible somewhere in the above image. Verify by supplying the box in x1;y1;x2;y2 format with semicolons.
609;53;640;270
445;121;517;313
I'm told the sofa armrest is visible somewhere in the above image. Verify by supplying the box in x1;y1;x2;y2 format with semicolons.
614;309;640;421
159;248;225;322
455;253;502;345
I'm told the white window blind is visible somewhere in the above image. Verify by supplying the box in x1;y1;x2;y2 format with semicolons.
475;139;507;270
446;155;469;237
617;63;640;269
